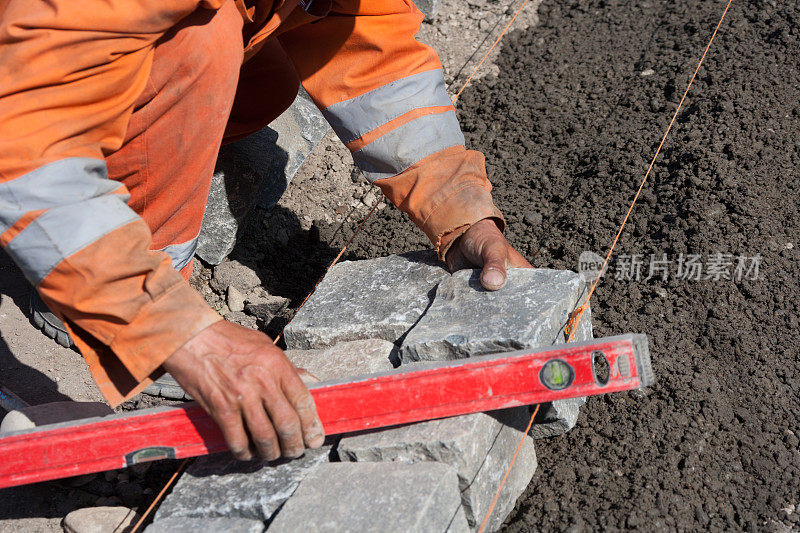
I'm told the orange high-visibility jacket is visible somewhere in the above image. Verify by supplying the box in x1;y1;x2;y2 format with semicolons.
0;0;504;405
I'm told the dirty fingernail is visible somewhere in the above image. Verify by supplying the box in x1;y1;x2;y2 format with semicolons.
482;269;505;289
307;432;324;448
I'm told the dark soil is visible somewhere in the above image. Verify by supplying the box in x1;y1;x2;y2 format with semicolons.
309;0;799;530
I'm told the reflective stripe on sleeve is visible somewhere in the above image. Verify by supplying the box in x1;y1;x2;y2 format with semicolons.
321;69;453;144
352;110;465;182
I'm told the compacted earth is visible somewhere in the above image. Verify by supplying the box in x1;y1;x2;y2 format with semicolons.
258;0;798;530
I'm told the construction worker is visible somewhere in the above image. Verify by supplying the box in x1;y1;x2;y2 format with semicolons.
0;0;531;461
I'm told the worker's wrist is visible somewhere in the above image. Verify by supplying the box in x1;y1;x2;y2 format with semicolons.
421;184;506;261
108;282;223;383
373;146;506;261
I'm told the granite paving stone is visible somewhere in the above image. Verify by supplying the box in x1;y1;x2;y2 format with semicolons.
268;462;468;533
339;408;536;530
284;339;397;381
283;250;448;350
146;517;265;533
155;447;331;523
399;268;584;362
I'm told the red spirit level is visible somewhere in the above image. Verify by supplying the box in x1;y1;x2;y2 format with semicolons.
0;333;652;489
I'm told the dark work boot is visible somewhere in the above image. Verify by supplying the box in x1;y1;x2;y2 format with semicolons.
142;374;192;400
30;290;74;349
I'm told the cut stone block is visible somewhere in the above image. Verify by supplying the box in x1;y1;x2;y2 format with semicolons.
413;0;442;19
529;304;593;440
197;90;330;265
268;462;468;533
285;339;396;381
339;412;505;483
155;447;330;523
338;408;535;530
399;268;583;362
146;517;264;533
397;267;591;440
283;250;448;350
468;413;537;532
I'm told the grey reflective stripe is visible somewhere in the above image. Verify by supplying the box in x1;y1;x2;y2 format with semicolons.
6;196;139;285
159;237;198;272
321;69;453;144
353;110;465;182
0;158;126;234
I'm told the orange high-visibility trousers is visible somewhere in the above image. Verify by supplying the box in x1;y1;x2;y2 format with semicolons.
106;3;300;279
0;0;503;406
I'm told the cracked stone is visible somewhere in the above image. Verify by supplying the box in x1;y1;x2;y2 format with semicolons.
399;268;585;362
155;447;331;523
338;408;535;530
268;462;468;533
283;250;448;350
146;517;264;533
285;339;397;381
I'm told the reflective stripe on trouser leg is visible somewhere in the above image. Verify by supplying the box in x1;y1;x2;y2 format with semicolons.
6;197;139;285
0;158;125;235
158;236;198;273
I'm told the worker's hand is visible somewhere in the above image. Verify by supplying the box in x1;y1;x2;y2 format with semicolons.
446;218;533;290
163;320;324;461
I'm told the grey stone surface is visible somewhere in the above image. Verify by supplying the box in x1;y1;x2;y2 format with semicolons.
244;291;290;322
465;411;537;531
339;412;504;485
197;90;330;265
211;259;262;294
155;447;330;523
283;250;448;350
529;304;593;440
399;268;584;363
268;462;466;533
227;285;246;313
146;517;264;533
339;408;535;530
413;0;442;19
285;339;396;381
62;506;138;533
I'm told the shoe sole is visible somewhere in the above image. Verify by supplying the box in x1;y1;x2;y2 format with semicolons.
30;292;74;349
142;374;192;401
